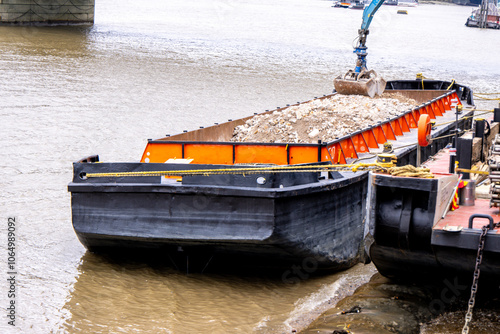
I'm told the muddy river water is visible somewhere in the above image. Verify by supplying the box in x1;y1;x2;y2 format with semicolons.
1;0;500;333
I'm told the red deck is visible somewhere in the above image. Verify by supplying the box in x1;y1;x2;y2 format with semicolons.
435;198;500;234
424;148;500;233
422;148;452;174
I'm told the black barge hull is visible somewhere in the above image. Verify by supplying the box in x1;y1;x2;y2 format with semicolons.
69;162;369;269
370;173;500;280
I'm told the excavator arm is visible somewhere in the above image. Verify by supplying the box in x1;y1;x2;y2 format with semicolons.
361;0;385;30
355;0;385;72
333;0;387;98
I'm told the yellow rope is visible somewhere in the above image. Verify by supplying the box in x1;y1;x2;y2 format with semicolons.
387;165;434;178
474;92;500;101
84;161;396;178
434;110;492;127
416;73;426;90
415;73;456;91
455;168;489;176
446;79;456;90
474;96;500;101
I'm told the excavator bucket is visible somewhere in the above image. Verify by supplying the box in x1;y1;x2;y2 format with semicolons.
333;70;386;98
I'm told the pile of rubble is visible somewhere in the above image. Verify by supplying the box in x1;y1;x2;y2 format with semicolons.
231;93;417;143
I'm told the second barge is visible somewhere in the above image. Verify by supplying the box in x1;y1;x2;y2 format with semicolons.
369;105;500;280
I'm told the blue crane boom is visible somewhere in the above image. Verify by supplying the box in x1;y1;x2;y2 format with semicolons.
361;0;386;30
333;0;387;98
355;0;386;73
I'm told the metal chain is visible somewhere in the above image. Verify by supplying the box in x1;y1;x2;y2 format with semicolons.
462;222;500;334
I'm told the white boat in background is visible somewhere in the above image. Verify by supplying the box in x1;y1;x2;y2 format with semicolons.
350;0;366;9
398;0;418;7
466;2;500;29
333;1;351;8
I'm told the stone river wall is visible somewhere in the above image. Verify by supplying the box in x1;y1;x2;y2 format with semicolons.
0;0;94;25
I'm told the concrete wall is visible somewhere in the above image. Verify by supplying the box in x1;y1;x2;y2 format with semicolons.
0;0;94;25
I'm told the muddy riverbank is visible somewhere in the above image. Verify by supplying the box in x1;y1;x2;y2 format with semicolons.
302;272;500;334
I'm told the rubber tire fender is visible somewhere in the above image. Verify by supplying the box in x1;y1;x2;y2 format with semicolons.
418;114;432;147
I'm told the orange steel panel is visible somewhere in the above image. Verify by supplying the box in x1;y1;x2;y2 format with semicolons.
450;92;462;106
437;98;447;115
339;138;358;160
234;145;288;165
390;119;403;136
405;112;417;129
425;104;436;119
412;108;421;123
362;129;379;149
141;143;183;163
429;104;437;119
184;144;233;164
382;123;396;140
443;95;452;111
321;147;333;162
431;101;443;117
352;133;369;153
416;113;424;123
289;146;320;164
372;126;387;144
400;115;410;132
327;143;346;164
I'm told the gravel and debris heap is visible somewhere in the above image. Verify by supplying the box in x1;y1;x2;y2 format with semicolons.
231;93;417;143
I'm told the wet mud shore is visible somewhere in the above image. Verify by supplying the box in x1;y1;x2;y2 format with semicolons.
300;272;500;334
